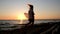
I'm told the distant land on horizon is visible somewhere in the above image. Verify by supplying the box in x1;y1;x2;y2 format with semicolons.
0;19;60;21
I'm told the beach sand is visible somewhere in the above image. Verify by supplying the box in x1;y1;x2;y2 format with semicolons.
0;22;60;34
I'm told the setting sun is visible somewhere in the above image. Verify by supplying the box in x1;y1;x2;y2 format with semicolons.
17;13;27;20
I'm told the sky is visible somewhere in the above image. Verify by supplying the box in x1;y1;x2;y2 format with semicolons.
0;0;60;20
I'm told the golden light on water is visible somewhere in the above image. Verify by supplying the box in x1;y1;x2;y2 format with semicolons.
17;13;27;24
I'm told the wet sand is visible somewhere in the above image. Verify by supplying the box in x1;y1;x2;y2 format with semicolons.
0;22;60;34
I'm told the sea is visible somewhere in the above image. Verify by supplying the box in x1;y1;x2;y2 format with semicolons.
0;19;60;31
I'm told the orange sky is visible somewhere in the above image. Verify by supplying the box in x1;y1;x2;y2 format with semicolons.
0;0;60;20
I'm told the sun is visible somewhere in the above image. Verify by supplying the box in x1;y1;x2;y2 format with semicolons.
17;14;26;20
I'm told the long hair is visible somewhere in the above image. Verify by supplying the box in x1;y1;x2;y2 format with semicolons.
28;4;33;10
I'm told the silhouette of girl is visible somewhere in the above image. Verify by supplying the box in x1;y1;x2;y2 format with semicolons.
28;4;35;25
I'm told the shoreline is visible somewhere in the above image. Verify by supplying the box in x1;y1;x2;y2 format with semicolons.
0;22;60;34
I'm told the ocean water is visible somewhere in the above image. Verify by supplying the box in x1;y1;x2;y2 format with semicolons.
0;19;60;30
